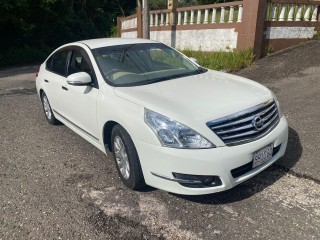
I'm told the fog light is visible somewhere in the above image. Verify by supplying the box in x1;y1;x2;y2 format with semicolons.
172;173;222;188
200;176;215;186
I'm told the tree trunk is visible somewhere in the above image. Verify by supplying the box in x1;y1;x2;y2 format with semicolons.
115;0;125;17
142;0;150;39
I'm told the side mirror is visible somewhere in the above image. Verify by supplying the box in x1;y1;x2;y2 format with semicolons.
189;57;198;64
67;72;92;86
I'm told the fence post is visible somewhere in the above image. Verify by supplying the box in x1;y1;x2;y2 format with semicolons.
237;0;267;59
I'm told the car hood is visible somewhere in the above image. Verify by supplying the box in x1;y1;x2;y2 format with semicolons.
114;70;273;126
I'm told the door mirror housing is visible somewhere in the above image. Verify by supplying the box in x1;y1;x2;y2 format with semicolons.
67;72;92;86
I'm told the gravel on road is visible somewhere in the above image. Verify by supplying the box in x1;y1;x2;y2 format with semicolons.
1;42;320;239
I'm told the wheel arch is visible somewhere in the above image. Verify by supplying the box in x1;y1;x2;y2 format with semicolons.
102;120;140;153
102;121;119;152
39;88;44;97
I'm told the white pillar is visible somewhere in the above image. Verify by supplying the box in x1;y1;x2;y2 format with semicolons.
279;4;286;21
204;9;209;24
237;5;243;22
220;7;225;23
288;4;294;21
296;5;302;21
197;10;202;24
190;10;195;24
155;13;159;26
212;8;217;23
165;12;170;25
184;11;188;25
160;13;164;26
177;11;182;25
271;4;278;21
228;6;234;23
304;5;311;21
311;5;319;22
150;13;154;26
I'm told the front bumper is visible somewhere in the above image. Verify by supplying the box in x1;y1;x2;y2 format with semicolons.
134;116;289;195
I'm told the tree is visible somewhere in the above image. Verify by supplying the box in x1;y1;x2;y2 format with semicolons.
0;0;136;67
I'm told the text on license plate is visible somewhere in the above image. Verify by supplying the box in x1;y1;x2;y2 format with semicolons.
252;144;274;168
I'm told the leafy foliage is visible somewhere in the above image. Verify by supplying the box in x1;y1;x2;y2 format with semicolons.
0;0;238;67
0;0;136;67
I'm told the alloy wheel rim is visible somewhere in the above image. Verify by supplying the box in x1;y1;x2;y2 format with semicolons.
114;136;130;180
43;95;52;120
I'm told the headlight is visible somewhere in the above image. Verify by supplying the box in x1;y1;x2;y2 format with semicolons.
144;109;215;149
271;92;283;118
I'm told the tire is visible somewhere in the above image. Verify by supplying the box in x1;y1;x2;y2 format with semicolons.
41;92;59;125
111;125;145;190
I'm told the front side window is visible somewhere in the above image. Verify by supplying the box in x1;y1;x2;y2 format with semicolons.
46;50;69;76
93;43;201;87
68;50;92;76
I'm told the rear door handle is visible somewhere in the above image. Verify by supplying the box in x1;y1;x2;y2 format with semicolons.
44;79;49;83
62;86;68;91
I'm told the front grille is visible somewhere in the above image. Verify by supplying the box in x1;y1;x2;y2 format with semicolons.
207;100;280;146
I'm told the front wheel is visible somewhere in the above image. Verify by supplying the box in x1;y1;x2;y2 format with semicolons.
111;125;145;190
41;92;59;125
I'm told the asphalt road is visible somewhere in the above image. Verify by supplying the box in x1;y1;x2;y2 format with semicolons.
1;41;319;239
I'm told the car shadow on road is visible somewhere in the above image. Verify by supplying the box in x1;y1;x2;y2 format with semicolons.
171;127;302;204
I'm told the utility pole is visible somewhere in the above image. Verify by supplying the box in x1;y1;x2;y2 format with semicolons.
142;0;150;39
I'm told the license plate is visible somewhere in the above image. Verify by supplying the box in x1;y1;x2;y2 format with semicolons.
252;144;273;168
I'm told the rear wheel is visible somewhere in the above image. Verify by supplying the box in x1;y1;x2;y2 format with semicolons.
41;92;59;125
111;125;145;190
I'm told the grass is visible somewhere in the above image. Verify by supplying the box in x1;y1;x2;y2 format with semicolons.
182;49;254;72
314;29;320;40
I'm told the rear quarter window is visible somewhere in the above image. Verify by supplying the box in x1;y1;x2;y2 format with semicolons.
46;50;69;76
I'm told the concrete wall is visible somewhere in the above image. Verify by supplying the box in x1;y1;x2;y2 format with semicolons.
149;29;238;51
121;28;238;51
121;31;138;38
265;27;317;40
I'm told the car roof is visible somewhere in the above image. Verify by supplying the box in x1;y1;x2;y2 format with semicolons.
76;38;159;49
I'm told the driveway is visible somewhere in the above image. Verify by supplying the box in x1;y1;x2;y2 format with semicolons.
0;41;319;239
237;40;320;182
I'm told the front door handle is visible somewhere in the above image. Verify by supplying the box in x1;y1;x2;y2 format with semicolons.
62;86;68;91
44;79;49;83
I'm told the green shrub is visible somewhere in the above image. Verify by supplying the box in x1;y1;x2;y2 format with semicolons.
182;49;254;72
0;46;50;68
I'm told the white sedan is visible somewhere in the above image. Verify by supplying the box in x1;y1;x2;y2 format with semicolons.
36;38;288;195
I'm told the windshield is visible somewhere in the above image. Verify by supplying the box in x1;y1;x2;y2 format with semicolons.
93;43;202;87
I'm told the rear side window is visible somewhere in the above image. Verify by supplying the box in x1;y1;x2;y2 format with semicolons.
46;50;69;76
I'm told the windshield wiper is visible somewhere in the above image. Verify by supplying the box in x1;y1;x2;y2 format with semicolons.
198;66;208;73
